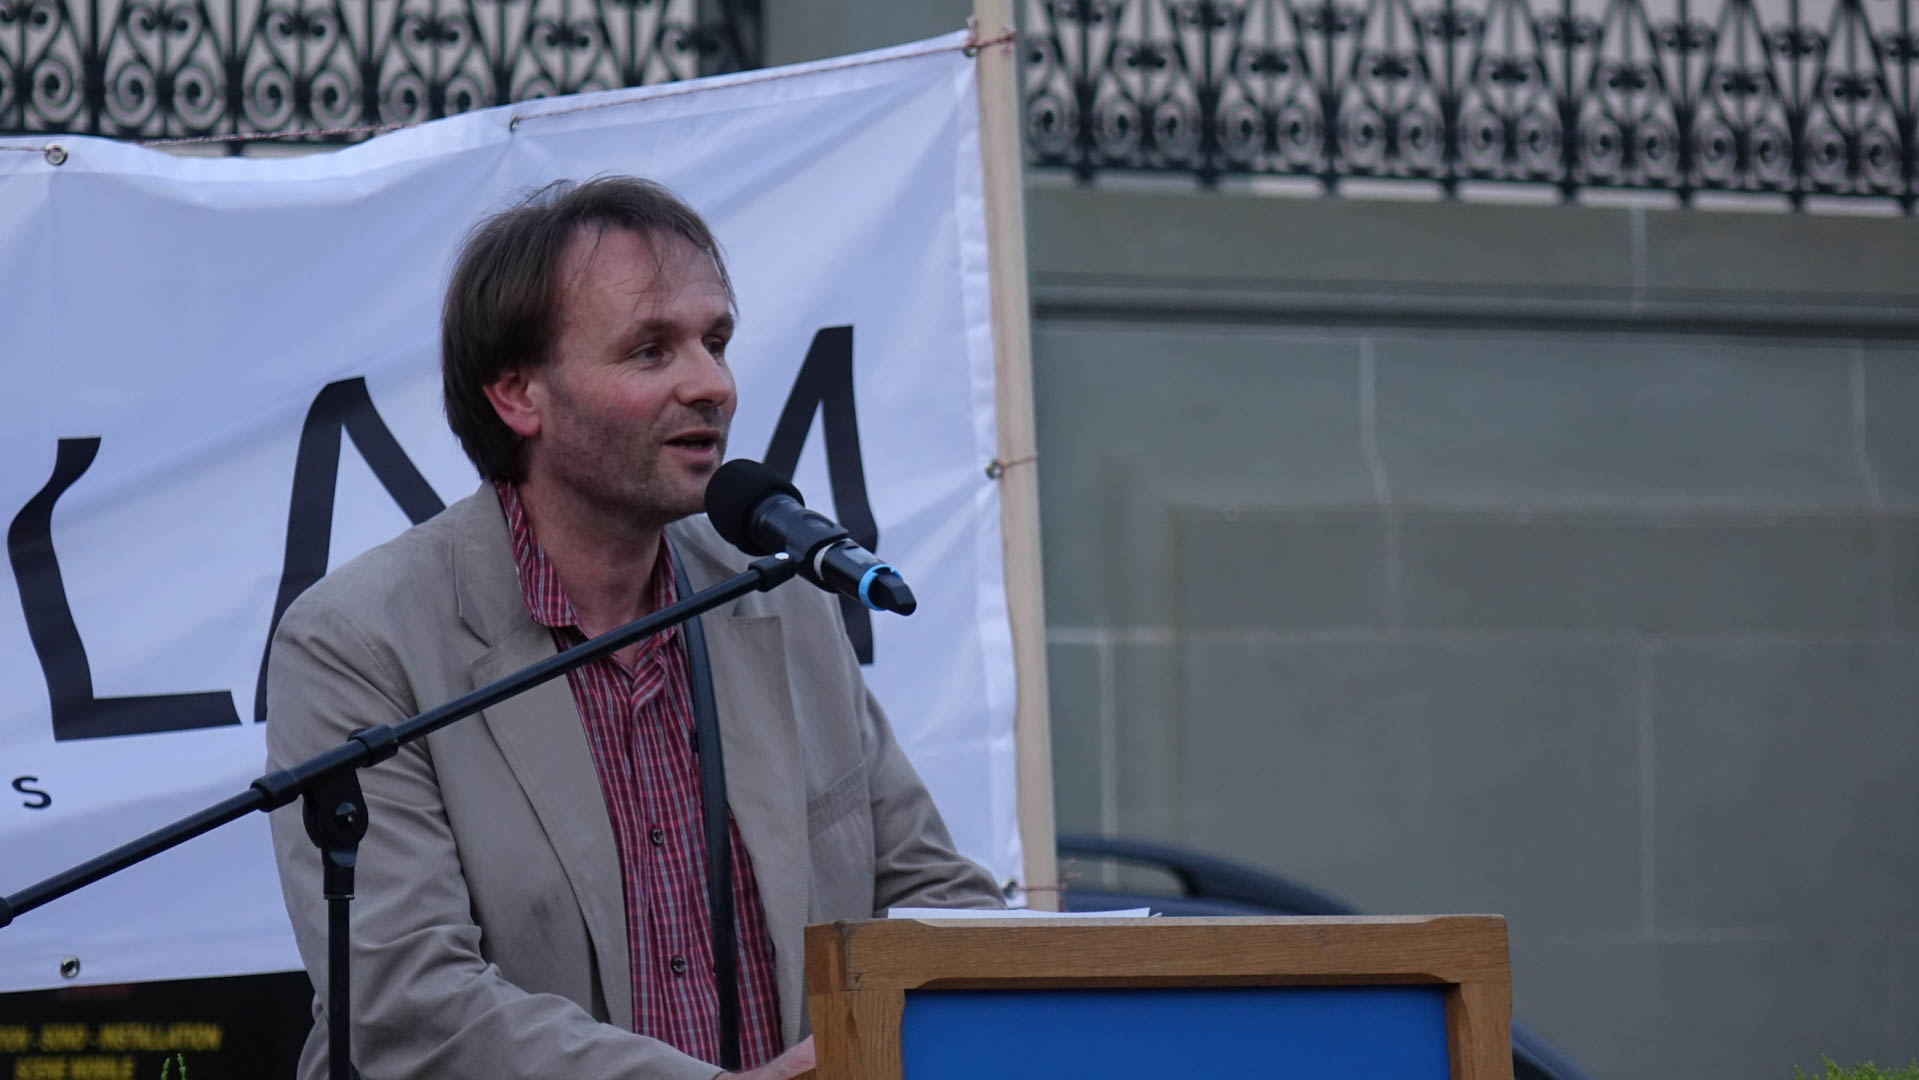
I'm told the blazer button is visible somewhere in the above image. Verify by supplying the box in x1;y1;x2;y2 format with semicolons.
670;955;688;975
649;826;665;846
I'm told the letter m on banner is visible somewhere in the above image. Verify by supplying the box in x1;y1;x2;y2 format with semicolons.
761;325;882;665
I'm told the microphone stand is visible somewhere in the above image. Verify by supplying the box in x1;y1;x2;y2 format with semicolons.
0;551;800;1080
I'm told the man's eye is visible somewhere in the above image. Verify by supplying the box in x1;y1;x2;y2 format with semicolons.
631;344;664;363
705;337;730;358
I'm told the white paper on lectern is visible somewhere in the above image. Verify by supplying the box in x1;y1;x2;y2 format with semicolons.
887;908;1155;920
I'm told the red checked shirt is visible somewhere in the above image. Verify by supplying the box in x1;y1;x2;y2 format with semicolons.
497;483;783;1070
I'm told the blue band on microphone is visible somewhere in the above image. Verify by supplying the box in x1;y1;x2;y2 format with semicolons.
856;564;895;611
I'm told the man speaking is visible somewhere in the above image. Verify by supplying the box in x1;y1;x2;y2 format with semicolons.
264;177;1002;1080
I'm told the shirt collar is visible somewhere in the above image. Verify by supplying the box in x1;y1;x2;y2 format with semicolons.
494;481;679;645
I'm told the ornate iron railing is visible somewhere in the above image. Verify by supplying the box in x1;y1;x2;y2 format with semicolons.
1022;0;1919;209
0;0;761;147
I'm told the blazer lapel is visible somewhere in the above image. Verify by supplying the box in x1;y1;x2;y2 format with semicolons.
448;485;632;1031
702;613;810;1045
454;500;807;1043
474;620;633;1031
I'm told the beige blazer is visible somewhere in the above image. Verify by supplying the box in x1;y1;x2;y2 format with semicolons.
265;486;1001;1080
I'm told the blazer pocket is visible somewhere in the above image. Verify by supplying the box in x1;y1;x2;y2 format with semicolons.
806;760;869;837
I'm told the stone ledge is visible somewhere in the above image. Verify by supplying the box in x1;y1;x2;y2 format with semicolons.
1025;186;1919;331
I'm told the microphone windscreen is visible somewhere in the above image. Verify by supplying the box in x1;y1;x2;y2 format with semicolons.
704;459;802;555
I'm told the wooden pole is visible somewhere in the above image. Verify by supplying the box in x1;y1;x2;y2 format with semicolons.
969;0;1058;909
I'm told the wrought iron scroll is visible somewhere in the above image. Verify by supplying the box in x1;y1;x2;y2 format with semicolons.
1023;0;1919;209
0;0;761;147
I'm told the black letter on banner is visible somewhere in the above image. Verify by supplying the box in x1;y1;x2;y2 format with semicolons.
13;777;51;810
8;438;241;740
762;326;880;664
253;377;445;721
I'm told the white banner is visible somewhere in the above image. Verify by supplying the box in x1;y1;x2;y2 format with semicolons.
0;31;1019;993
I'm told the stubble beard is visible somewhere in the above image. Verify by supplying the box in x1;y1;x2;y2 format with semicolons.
544;409;727;535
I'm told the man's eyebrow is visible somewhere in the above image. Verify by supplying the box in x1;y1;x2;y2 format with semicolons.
613;312;735;352
624;312;735;336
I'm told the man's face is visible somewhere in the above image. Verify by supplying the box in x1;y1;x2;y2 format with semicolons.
508;225;736;529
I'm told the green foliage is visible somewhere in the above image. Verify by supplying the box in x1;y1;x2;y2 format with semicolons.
1795;1058;1919;1080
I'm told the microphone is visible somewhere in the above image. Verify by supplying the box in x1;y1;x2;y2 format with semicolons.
704;459;917;616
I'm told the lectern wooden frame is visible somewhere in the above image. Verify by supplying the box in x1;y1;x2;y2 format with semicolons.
805;915;1512;1080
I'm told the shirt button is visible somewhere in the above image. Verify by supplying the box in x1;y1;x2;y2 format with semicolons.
670;955;687;975
649;826;665;846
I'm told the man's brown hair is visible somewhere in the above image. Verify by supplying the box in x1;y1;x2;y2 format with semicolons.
440;176;734;482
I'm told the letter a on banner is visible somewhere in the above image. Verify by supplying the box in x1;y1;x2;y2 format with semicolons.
254;377;446;722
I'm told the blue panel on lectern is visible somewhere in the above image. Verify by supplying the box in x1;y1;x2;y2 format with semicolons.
899;986;1450;1080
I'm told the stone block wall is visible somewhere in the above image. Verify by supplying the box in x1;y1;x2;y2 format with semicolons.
1029;187;1919;1079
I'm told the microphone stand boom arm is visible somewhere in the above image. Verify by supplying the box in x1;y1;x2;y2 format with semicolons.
0;550;801;1080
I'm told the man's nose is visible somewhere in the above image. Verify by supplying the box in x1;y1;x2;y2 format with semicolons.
678;346;735;408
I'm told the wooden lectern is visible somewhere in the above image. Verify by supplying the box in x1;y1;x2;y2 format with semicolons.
805;916;1512;1080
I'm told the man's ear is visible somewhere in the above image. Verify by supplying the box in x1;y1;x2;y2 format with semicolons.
483;368;543;440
